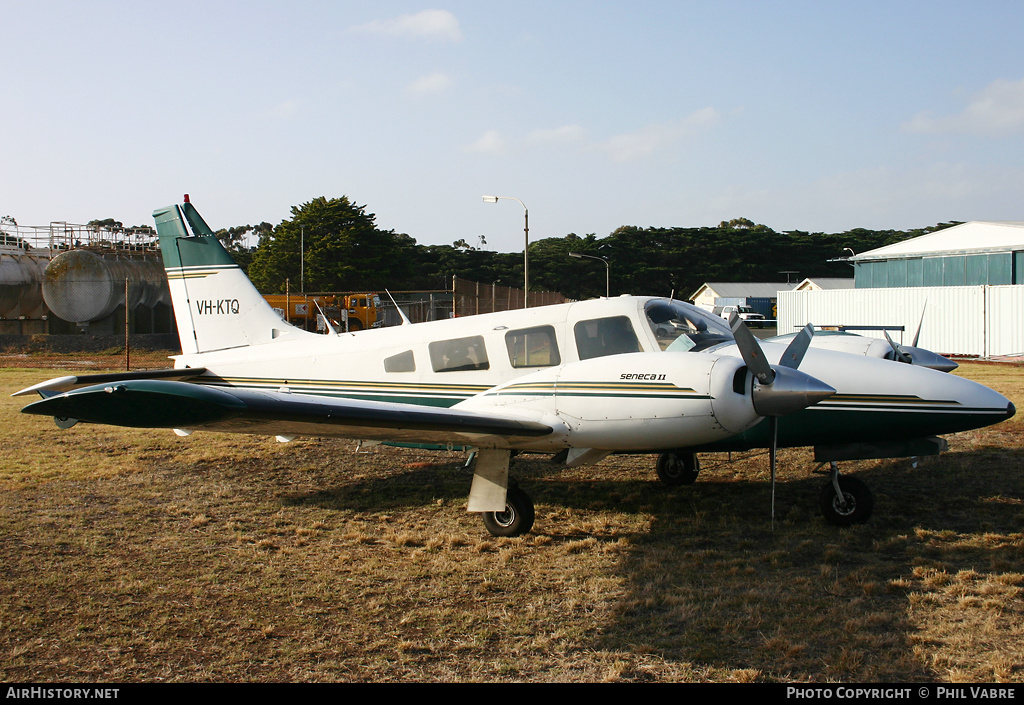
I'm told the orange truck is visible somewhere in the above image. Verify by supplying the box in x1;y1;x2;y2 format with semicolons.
263;293;381;332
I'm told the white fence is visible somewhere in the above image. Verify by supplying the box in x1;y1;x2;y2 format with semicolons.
777;285;1024;358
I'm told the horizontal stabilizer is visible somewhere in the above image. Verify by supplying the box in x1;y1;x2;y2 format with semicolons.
21;380;247;428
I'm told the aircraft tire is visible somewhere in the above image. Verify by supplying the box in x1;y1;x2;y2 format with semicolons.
482;487;535;537
656;452;699;486
819;476;874;527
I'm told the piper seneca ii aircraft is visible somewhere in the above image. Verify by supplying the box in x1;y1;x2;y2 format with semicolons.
15;198;1016;537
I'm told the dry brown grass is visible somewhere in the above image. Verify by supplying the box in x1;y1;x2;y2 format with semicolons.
1;358;1022;682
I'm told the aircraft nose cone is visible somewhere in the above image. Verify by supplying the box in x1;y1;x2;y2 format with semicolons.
1008;402;1017;420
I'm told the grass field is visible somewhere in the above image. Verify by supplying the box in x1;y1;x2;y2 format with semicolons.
1;355;1022;682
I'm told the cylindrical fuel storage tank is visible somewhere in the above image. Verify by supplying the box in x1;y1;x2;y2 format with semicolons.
134;257;171;308
0;251;50;318
42;250;170;324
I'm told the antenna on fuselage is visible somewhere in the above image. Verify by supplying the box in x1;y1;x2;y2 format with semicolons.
386;290;411;326
312;298;338;335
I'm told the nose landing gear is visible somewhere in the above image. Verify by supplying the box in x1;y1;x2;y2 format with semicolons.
817;461;874;526
656;451;700;486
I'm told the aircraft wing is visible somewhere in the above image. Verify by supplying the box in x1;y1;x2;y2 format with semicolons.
19;379;556;446
12;368;207;397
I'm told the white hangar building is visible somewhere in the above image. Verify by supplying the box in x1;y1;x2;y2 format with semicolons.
778;221;1024;358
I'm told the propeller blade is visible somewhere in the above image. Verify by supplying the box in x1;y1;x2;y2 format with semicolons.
912;301;927;348
729;313;774;385
778;323;814;370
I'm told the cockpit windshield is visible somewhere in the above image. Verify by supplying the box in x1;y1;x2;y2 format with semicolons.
644;299;734;352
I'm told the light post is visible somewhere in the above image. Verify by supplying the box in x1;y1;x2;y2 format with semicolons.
482;195;528;307
569;252;610;298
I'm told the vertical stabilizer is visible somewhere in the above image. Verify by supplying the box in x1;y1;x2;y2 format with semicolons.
153;200;307;354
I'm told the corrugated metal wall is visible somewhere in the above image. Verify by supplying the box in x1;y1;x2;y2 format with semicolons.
987;287;1024;357
778;285;1024;357
854;253;1017;287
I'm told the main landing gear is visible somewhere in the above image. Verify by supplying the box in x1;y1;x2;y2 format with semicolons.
481;482;535;537
469;450;536;538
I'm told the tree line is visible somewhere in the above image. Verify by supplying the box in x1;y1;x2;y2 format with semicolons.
209;196;957;301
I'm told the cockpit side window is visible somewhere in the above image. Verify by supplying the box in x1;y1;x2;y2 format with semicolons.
574;316;642;360
429;335;490;372
644;300;734;352
505;326;561;368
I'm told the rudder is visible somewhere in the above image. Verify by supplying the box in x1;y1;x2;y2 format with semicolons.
153;198;308;354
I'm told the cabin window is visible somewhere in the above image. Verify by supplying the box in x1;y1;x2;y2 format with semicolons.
574;316;642;360
384;350;416;373
429;335;490;372
505;326;561;368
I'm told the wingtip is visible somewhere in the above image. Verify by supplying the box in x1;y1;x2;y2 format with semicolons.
12;376;78;398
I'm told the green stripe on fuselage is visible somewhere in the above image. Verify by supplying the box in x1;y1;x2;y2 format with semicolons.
489;380;704;399
197;377;489;409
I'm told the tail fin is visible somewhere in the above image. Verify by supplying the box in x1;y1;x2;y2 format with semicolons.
153;198;307;354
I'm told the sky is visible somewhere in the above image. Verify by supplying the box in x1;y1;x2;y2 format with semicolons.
3;1;1024;253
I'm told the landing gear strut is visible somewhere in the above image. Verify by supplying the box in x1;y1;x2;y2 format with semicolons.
656;451;700;486
818;462;874;526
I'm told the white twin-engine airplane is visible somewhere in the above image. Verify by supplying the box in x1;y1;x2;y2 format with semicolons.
15;199;1016;536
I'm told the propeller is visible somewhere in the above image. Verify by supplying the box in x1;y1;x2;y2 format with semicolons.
882;301;958;372
730;318;830;418
883;329;912;364
729;316;834;527
912;302;926;348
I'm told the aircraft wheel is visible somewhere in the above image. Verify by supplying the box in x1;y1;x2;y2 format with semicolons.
819;476;874;526
482;486;535;537
656;452;699;486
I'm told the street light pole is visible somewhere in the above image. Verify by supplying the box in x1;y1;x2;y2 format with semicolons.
569;252;610;298
482;195;529;307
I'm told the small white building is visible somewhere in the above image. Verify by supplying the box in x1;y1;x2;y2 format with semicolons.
689;282;795;311
793;277;854;292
